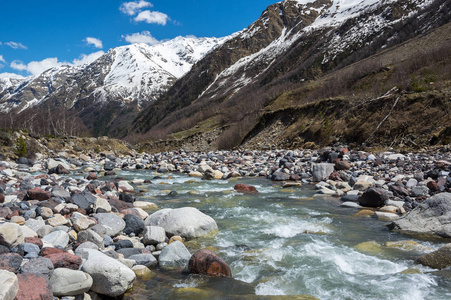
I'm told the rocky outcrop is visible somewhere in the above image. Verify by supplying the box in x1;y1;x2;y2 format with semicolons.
389;193;451;238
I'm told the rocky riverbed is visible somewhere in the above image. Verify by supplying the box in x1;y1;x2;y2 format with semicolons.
0;147;450;299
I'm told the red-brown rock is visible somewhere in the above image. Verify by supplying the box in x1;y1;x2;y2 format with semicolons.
0;207;12;218
335;161;351;171
427;180;439;192
34;174;48;179
104;171;116;176
0;193;4;203
44;252;82;270
26;187;51;201
108;197;133;211
16;273;53;300
234;184;258;194
188;249;232;277
39;247;64;257
24;237;43;248
87;172;98;180
328;171;342;181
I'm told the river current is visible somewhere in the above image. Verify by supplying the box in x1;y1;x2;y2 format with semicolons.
119;170;451;300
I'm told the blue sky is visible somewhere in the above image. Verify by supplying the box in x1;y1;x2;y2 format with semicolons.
0;0;277;78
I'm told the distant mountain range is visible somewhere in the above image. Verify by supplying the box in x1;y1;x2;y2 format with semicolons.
1;0;450;149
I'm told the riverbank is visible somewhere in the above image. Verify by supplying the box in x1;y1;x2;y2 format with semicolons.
0;146;450;299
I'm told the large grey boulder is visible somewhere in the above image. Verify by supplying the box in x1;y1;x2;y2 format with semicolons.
145;207;218;239
50;268;93;296
312;163;335;182
0;270;18;300
389;193;451;238
158;241;191;269
93;213;126;237
80;249;136;297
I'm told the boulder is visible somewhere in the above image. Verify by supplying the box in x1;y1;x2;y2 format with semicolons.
358;188;390;207
389;193;451;238
80;249;136;297
48;164;70;175
335;161;351;171
145;207;218;239
93;213;126;237
16;273;53;300
234;184;258;194
77;229;104;248
312;163;335;182
158;241;191;269
71;192;97;213
17;242;40;258
0;270;18;300
0;223;24;248
418;243;451;269
19;257;54;279
271;172;290;181
142;226;166;245
188;249;232;277
411;186;430;197
50;268;93;296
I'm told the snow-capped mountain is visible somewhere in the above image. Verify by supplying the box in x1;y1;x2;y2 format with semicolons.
134;0;450;134
0;36;229;113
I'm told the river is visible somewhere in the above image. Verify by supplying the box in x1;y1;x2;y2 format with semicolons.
120;170;451;300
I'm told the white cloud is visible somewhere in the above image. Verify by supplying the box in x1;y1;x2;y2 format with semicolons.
0;72;25;79
84;37;103;49
120;0;153;16
122;31;160;45
5;41;28;50
72;51;105;66
10;51;106;77
0;55;5;63
134;10;169;25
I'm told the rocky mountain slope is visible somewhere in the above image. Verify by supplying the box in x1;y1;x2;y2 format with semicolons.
132;0;451;150
0;36;227;136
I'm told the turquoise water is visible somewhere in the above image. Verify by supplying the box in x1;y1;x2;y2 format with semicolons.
120;170;451;300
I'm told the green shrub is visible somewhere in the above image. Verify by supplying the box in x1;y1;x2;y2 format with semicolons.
15;136;27;157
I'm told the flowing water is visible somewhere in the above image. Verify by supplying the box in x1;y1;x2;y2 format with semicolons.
120;170;451;300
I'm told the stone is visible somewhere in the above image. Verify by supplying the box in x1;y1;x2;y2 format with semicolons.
10;216;25;225
312;163;335;182
42;230;69;248
271;172;290;181
0;270;19;300
71;192;97;213
340;194;360;202
353;210;375;217
25;218;46;233
48;164;70;175
158;241;191;269
45;252;82;270
47;214;70;227
335;161;351;171
143;226;166;245
389;193;451;238
112;239;134;250
418;244;451;270
406;178;418;188
379;206;398;214
411;186;429;197
358;188;390;208
375;212;399;221
233;184;258;194
48;158;70;170
427;180;439;192
77;230;104;248
128;253;157;268
353;181;372;191
72;214;96;232
189;171;203;177
93;213;126;237
123;214;145;236
118;181;134;192
104;161;115;171
87;172;98;180
38;207;53;219
108;198;133;211
0;223;24;248
18;243;40;258
16;273;53;300
121;207;149;220
132;265;156;279
24;237;43;248
169;236;183;244
50;268;93;297
341;202;362;208
0;253;23;273
26;187;50;201
20;257;54;279
133;201;158;211
145;207;218;239
80;249;136;297
93;196;112;213
188;249;232;277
